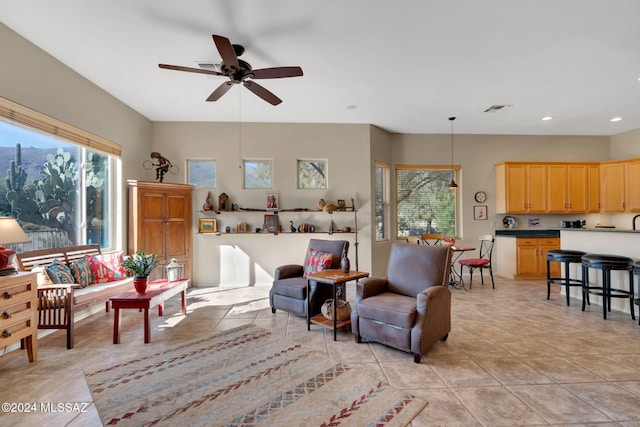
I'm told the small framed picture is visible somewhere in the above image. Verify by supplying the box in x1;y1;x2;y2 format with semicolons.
237;221;248;233
473;205;488;221
198;218;217;233
264;214;279;233
337;199;346;211
266;193;279;211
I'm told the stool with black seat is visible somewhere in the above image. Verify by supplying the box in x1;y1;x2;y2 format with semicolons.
581;254;635;320
632;262;640;325
546;249;586;306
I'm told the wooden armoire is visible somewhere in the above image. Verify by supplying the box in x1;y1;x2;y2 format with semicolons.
128;180;194;283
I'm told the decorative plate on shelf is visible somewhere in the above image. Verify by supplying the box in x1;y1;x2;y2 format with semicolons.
503;215;516;229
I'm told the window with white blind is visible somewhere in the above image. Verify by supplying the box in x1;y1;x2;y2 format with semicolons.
396;165;459;238
375;161;390;241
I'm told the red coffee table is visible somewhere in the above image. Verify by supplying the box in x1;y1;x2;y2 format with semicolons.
110;279;188;344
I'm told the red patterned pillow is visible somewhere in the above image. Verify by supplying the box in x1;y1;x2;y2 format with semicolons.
303;248;334;278
85;252;127;284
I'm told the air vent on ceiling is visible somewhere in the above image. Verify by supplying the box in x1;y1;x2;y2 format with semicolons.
197;62;221;72
483;105;512;113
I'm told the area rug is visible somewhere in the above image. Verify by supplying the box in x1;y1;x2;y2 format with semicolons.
85;324;427;426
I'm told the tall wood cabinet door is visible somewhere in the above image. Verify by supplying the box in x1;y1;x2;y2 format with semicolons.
547;164;568;212
588;164;600;212
626;159;640;212
567;164;588;212
527;165;548;213
140;192;166;257
600;162;626;212
505;164;528;213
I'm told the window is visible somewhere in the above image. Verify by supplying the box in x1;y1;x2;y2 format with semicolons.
243;159;272;189
187;159;216;188
375;161;390;241
0;97;120;251
297;159;327;189
396;165;459;238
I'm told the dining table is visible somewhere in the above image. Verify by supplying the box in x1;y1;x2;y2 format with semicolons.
449;244;476;290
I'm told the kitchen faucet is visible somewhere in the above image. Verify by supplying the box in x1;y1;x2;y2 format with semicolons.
634;214;640;230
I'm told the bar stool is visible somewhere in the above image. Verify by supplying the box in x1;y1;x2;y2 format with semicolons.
546;249;586;306
633;262;640;325
581;254;635;320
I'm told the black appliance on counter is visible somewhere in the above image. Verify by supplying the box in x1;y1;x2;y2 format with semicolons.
561;220;586;228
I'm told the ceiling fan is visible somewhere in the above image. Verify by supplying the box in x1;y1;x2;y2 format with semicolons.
159;34;303;105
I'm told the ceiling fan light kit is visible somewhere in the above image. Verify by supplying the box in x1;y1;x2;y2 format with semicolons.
159;34;303;105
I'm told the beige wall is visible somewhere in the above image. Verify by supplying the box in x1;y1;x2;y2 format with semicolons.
390;133;610;247
0;22;152;249
151;121;373;285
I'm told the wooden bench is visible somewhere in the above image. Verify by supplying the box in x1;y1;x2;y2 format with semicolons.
16;245;133;349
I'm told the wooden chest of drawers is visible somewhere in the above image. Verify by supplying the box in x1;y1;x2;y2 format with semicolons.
0;272;37;362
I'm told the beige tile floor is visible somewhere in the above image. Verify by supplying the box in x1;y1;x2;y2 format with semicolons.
2;275;640;426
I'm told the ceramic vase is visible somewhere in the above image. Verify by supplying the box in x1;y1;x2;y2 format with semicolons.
133;276;148;293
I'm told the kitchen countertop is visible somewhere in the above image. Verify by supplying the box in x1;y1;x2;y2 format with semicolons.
495;229;560;238
553;227;640;234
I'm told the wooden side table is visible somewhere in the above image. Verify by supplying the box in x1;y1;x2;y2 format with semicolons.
0;272;37;362
110;279;188;344
306;269;369;341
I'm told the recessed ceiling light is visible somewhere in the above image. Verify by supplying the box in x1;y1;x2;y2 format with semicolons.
346;105;357;110
610;117;623;122
542;116;553;121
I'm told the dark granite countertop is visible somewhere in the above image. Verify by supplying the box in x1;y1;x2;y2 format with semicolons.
495;229;560;238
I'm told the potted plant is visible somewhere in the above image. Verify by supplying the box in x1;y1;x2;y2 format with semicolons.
122;251;159;293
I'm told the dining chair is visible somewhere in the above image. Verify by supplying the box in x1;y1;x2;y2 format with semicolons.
421;233;443;245
458;235;495;289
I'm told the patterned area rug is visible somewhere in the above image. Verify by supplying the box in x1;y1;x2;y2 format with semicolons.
85;324;427;426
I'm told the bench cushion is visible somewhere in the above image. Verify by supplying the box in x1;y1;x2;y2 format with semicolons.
74;278;133;307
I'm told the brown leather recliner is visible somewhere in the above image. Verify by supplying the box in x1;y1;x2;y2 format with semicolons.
270;239;349;317
351;243;452;363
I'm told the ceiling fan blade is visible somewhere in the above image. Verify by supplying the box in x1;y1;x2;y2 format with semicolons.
250;66;304;79
243;81;282;105
159;64;224;76
213;34;239;72
206;82;234;102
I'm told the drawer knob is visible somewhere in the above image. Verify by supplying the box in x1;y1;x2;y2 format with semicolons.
2;311;10;319
3;291;11;300
1;330;10;339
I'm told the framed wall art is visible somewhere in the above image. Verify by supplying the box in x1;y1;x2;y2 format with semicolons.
237;222;248;233
473;205;488;221
266;193;279;211
198;218;217;233
264;214;279;233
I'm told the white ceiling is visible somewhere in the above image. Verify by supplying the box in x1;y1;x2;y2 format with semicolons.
2;0;640;135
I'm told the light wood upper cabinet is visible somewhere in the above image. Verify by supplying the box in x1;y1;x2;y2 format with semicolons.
548;164;590;213
496;163;547;213
600;161;626;212
626;159;640;212
588;164;600;212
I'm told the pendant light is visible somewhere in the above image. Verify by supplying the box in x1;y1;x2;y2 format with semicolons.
448;116;459;189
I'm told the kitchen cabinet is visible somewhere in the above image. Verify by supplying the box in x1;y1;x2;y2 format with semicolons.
128;180;194;282
626;159;640;212
516;237;560;278
587;164;600;212
0;272;37;362
495;163;547;213
600;161;626;212
547;164;590;213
